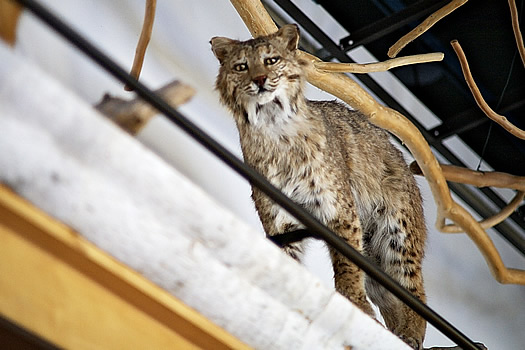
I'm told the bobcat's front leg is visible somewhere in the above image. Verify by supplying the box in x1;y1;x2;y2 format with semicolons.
328;210;375;317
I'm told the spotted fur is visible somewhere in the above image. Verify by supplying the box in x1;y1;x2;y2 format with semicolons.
211;24;427;349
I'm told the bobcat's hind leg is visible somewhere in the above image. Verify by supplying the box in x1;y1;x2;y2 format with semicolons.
364;208;427;350
366;278;426;349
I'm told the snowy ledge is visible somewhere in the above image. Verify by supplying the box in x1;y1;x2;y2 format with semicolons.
0;42;410;350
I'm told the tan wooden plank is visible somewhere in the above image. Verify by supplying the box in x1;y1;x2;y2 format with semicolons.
0;222;201;349
0;184;250;350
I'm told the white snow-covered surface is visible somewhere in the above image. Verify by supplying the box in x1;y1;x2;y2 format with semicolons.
0;42;410;350
3;1;525;349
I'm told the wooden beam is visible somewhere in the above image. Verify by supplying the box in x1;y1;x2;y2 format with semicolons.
0;184;250;350
95;80;195;135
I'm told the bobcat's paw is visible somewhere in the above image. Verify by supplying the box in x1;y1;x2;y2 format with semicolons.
400;336;423;350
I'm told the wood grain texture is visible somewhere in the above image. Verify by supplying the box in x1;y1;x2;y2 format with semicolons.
0;184;249;350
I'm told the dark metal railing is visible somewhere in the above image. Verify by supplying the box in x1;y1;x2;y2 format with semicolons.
12;0;483;349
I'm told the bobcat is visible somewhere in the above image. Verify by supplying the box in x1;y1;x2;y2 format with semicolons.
211;24;427;349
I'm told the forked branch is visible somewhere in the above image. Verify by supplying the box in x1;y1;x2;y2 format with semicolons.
410;161;525;233
441;191;524;233
388;0;468;58
410;162;525;192
230;0;525;285
314;53;444;74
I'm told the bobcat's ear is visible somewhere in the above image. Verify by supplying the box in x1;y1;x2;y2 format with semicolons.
210;37;237;64
276;24;300;51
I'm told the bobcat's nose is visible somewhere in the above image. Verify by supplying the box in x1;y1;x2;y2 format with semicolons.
252;75;267;88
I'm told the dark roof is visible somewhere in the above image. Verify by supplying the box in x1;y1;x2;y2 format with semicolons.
270;0;525;254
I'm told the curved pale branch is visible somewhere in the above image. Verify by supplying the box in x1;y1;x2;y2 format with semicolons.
411;161;525;233
230;0;277;37
441;191;524;233
439;204;525;284
451;40;525;140
508;0;525;67
0;0;22;46
125;0;157;91
230;0;525;285
305;53;525;284
388;0;468;58
314;53;444;74
410;162;525;192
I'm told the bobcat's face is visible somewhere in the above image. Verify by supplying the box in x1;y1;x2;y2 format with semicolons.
211;25;306;120
223;43;287;105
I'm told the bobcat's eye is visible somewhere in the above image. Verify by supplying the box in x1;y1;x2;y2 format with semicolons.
264;56;280;65
234;63;248;72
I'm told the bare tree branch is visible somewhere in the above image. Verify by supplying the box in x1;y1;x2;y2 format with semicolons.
229;0;525;285
451;40;525;140
314;53;444;74
410;162;525;192
388;0;468;58
125;0;157;91
441;191;524;233
0;0;22;46
508;0;525;67
410;161;525;233
442;191;524;233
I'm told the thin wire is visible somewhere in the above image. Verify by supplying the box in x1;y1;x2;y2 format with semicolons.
12;1;483;349
476;45;518;171
476;0;523;171
476;123;493;171
495;51;518;112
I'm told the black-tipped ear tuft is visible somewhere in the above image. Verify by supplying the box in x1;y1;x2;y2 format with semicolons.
276;24;300;51
210;37;237;63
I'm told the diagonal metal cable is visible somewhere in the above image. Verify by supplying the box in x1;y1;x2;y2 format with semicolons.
11;0;483;349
